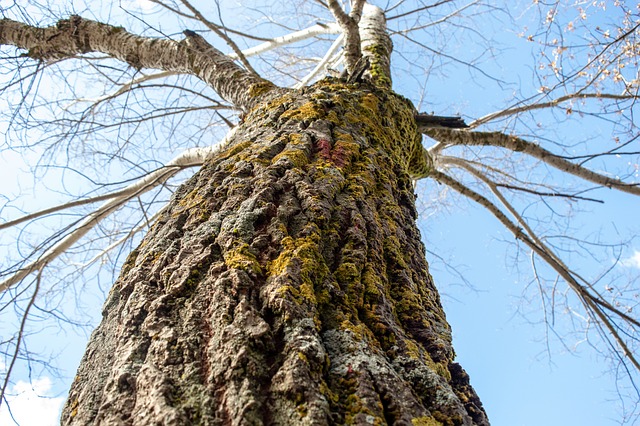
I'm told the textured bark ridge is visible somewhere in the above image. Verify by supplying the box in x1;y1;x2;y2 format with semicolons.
61;79;488;426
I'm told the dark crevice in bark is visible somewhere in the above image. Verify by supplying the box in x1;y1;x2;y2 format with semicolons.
370;372;398;426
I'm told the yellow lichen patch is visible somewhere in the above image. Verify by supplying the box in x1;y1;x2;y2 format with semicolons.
333;132;357;146
267;235;328;307
319;381;339;404
274;79;423;180
410;346;452;382
280;101;325;121
298;280;317;306
268;236;296;276
69;398;79;418
288;133;306;145
315;287;331;305
361;93;379;113
411;416;443;426
248;81;274;97
172;186;212;224
342;391;386;425
177;188;205;210
223;243;262;275
275;285;301;300
339;319;377;344
243;92;294;123
218;140;253;160
368;64;392;89
334;262;360;284
434;362;451;381
405;339;421;360
271;134;310;168
362;267;382;298
325;109;341;124
272;148;309;168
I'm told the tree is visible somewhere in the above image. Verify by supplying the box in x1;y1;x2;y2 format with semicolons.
0;0;638;424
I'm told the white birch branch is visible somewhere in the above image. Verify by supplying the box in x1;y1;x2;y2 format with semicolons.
230;23;341;59
294;33;344;89
359;3;392;87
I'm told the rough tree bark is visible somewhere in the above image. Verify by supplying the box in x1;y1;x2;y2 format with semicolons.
4;3;640;423
1;5;488;425
60;80;488;425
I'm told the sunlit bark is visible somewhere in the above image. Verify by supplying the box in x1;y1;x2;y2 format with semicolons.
61;81;488;426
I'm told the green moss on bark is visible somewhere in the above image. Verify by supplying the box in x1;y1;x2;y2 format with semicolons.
62;78;487;426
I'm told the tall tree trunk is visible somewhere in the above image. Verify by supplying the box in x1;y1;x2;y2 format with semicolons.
61;79;488;426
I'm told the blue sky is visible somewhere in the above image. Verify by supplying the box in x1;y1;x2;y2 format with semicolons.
419;185;640;425
0;0;639;425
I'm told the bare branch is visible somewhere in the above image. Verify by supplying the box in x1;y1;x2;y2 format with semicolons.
62;71;175;110
326;0;361;74
392;1;479;35
387;0;455;20
439;156;604;203
424;128;640;195
0;271;41;411
0;16;275;111
177;0;258;76
295;33;344;88
359;3;393;88
494;182;604;203
471;92;639;128
147;0;271;42
230;22;341;60
0;140;229;295
78;207;166;271
433;168;640;373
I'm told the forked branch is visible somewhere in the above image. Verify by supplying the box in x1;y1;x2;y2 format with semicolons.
177;0;258;75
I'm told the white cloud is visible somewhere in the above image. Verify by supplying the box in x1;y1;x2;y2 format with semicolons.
621;250;640;269
0;377;64;426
